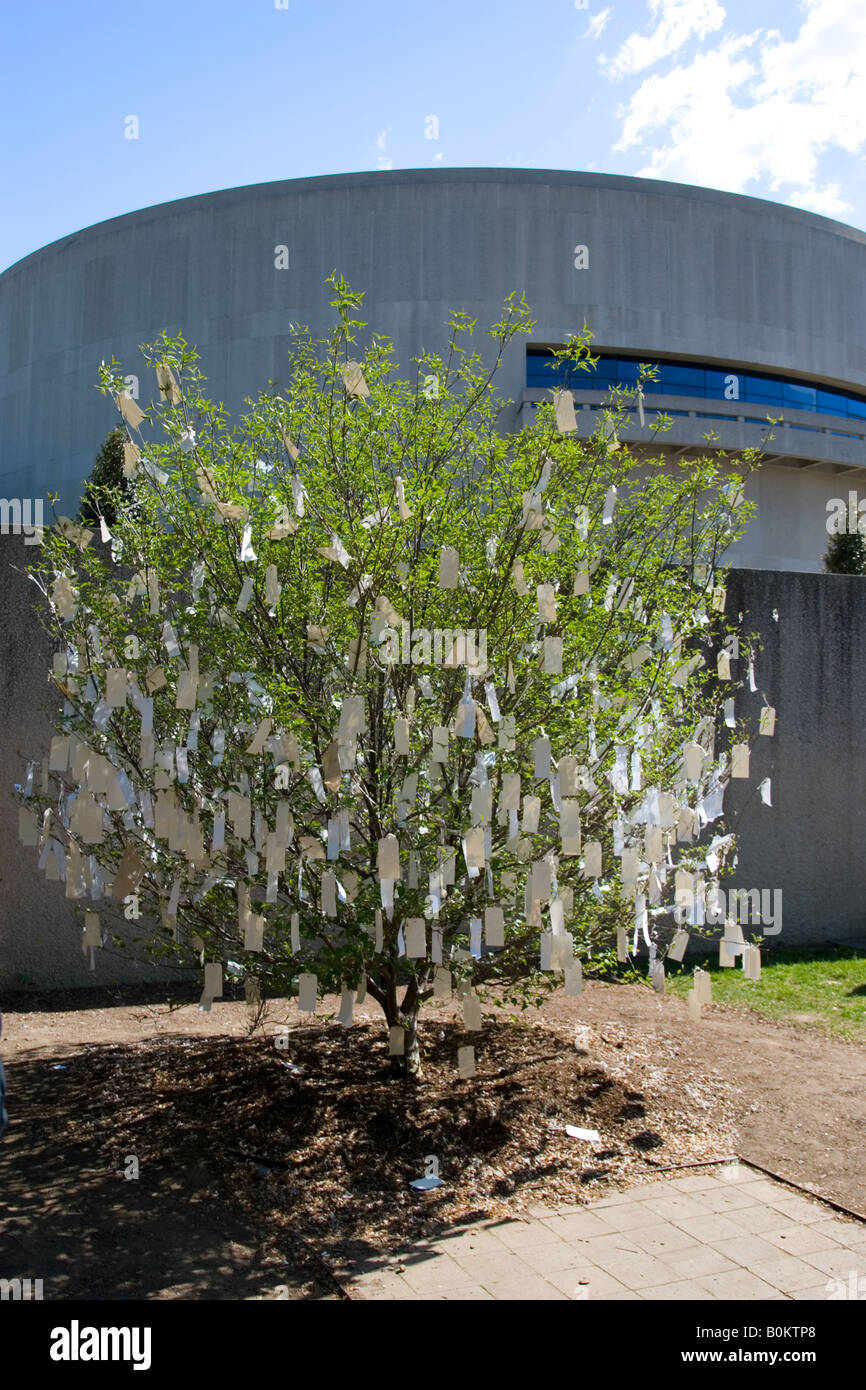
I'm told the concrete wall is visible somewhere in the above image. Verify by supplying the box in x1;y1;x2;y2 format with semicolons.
0;535;194;989
1;530;864;988
521;393;866;573
724;568;866;949
3;169;866;570
3;169;866;985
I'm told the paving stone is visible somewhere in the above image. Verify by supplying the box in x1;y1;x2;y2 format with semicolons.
808;1218;866;1249
358;1289;423;1300
584;1188;640;1209
800;1248;866;1279
726;1206;801;1235
399;1254;477;1294
544;1265;633;1298
709;1233;790;1266
673;1212;748;1243
524;1201;559;1219
429;1230;506;1258
594;1201;670;1232
489;1220;567;1252
821;1273;866;1298
642;1193;716;1223
333;1257;388;1278
766;1195;827;1224
666;1173;732;1193
589;1251;686;1290
434;1286;494;1300
478;1219;519;1239
353;1275;420;1300
394;1250;452;1272
707;1163;764;1186
733;1179;796;1202
570;1232;646;1260
750;1253;833;1293
626;1223;701;1258
640;1279;717;1300
347;1165;861;1302
478;1274;569;1300
519;1241;600;1276
447;1252;535;1284
697;1186;764;1213
618;1180;680;1201
695;1268;790;1300
540;1211;613;1241
655;1244;739;1280
761;1225;844;1257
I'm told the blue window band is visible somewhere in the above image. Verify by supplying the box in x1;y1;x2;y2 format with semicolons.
526;350;866;423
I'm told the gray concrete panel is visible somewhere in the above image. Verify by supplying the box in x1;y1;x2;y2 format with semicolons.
725;568;866;948
2;169;866;571
0;535;193;988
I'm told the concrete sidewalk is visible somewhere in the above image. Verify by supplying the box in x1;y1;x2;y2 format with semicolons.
335;1162;866;1300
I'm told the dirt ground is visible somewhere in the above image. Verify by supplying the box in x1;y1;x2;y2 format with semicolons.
1;978;864;1300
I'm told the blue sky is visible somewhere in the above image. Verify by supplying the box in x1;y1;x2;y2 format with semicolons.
2;0;865;271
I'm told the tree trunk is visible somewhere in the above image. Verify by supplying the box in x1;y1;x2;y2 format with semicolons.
366;968;424;1079
387;1004;422;1079
402;1011;422;1078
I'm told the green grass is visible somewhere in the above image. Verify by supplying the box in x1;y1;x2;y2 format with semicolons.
662;946;866;1043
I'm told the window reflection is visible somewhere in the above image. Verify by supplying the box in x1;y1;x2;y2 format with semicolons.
526;350;866;421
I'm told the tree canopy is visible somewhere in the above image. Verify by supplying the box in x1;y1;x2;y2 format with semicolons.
823;530;866;575
78;424;134;529
18;275;768;1077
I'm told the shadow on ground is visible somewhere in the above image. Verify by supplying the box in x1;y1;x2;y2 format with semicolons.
0;1045;335;1300
1;1020;683;1298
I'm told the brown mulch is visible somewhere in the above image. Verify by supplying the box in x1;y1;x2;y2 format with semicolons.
76;1014;736;1250
2;980;865;1297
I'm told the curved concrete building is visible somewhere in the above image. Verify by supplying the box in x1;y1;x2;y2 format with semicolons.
6;168;866;987
3;168;866;570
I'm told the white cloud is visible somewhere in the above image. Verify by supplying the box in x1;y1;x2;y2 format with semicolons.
606;0;866;216
584;7;613;41
602;0;726;79
783;182;850;217
497;152;540;168
376;127;393;170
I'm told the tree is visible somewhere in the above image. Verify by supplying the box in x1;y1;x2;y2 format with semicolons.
824;531;866;574
78;425;135;528
19;274;763;1079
